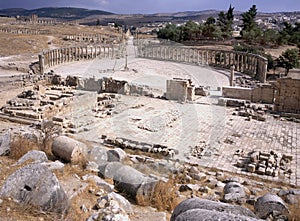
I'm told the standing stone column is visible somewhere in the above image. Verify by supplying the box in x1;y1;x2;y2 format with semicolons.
38;54;45;74
230;65;235;86
240;54;244;72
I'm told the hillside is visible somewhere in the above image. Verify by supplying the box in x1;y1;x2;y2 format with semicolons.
0;7;113;19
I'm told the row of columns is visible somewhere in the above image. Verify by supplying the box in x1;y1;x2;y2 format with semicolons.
0;28;51;35
139;46;268;83
41;45;124;69
64;34;117;43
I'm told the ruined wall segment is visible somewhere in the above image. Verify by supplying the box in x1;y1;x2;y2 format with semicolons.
275;78;300;114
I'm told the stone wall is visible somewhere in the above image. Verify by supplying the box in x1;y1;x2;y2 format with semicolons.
39;44;125;72
137;44;268;83
275;78;300;114
222;84;275;104
222;86;252;101
166;78;195;102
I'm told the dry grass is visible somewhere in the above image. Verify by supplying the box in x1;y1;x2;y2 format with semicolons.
0;33;49;56
288;202;300;221
137;177;179;212
9;135;42;160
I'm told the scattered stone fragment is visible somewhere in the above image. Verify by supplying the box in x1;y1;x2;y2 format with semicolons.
14;150;48;165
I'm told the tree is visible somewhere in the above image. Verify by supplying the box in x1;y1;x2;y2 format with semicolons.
241;5;262;43
96;19;100;26
181;20;201;41
242;5;258;32
261;29;280;46
218;4;235;38
276;48;300;74
157;24;181;42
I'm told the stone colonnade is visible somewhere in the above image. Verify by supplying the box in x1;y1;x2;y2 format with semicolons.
138;45;268;83
0;28;51;35
64;33;120;43
39;44;124;72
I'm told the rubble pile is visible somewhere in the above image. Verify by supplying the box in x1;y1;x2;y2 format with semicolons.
236;150;293;177
92;93;119;118
232;104;270;122
235;76;260;88
104;136;177;158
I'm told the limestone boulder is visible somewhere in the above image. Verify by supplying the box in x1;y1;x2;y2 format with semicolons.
107;148;126;162
170;198;257;221
98;192;133;214
0;163;69;214
0;132;11;156
87;146;108;165
99;162;158;202
223;181;246;203
98;162;124;179
82;174;114;192
174;208;261;221
15;150;48;165
254;193;289;219
52;136;88;163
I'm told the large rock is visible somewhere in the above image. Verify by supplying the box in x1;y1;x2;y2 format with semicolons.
99;162;158;202
223;181;246;203
254;193;289;219
15;150;48;165
113;165;157;202
98;162;124;179
99;192;133;214
171;198;257;221
82;174;114;192
0;132;11;156
0;163;69;214
174;208;261;221
87;146;108;165
107;148;126;162
52;136;88;163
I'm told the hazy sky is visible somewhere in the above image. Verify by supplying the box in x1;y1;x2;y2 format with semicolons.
0;0;299;14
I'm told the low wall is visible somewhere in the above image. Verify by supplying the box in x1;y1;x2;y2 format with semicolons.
137;44;268;83
222;86;252;101
223;84;275;104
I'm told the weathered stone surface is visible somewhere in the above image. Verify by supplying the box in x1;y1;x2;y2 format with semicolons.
15;150;48;165
107;148;126;162
82;174;114;192
87;146;108;165
98;162;124;179
113;165;156;200
52;136;87;163
41;160;65;171
223;182;246;203
254;193;289;219
0;132;11;156
170;197;257;221
174;208;261;221
100;192;133;214
0;163;69;214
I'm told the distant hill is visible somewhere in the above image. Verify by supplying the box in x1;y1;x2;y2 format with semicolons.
0;7;113;19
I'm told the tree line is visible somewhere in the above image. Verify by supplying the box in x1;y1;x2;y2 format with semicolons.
157;5;300;74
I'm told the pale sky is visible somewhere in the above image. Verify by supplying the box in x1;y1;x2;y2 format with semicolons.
0;0;299;14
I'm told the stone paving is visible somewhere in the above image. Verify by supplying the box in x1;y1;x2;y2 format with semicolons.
51;37;299;187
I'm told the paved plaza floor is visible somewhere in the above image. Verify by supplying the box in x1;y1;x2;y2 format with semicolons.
51;39;300;187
